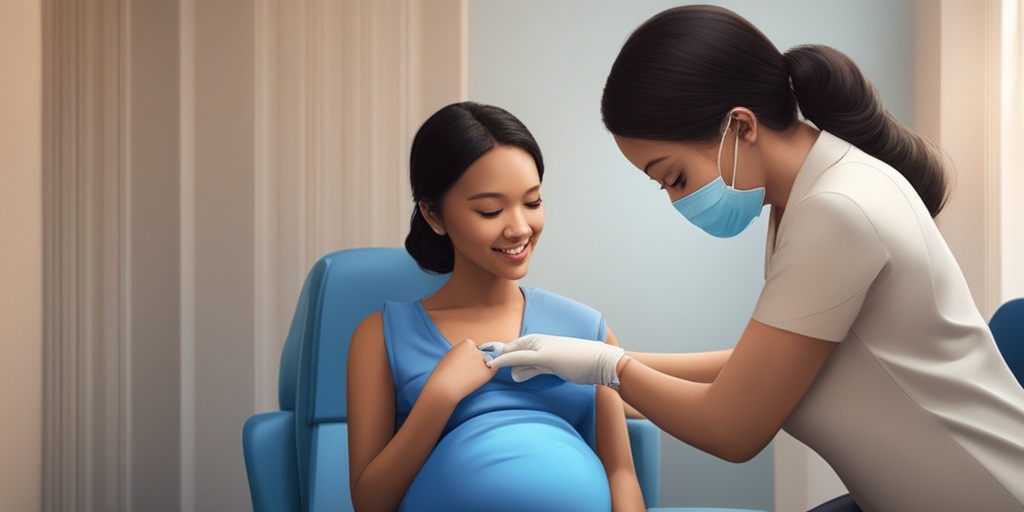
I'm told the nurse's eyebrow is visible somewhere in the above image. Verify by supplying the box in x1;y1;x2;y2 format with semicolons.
643;157;668;176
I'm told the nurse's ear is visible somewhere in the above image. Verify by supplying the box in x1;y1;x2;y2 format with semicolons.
418;201;447;236
729;107;759;144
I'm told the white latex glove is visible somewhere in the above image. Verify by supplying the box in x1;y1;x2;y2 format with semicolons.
481;334;625;386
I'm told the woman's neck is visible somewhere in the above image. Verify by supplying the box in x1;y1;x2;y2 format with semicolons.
423;268;523;311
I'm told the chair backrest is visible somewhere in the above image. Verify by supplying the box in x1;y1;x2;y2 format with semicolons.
990;297;1024;387
292;248;447;511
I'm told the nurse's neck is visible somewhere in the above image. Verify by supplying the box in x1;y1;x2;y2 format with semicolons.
759;122;820;217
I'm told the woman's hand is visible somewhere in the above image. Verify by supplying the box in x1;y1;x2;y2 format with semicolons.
424;339;499;405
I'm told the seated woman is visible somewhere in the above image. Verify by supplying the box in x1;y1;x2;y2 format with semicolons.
346;102;645;512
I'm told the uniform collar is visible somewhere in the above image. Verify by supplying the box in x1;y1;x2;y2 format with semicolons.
786;130;852;209
764;131;852;271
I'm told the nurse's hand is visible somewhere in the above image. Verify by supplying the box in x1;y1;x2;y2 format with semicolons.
483;334;625;386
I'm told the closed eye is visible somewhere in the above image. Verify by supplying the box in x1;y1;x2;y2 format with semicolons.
664;174;685;190
525;197;543;209
479;209;502;218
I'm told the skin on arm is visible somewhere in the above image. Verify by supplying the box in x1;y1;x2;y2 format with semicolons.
620;345;731;418
347;312;497;511
626;348;732;383
616;319;834;462
595;329;646;512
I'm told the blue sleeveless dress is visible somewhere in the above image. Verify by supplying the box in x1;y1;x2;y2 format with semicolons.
383;287;612;512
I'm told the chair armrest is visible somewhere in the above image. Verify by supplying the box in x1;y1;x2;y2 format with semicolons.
308;422;353;512
628;417;662;508
243;411;302;512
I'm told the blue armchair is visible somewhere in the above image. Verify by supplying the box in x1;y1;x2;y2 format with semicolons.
242;247;763;511
990;297;1024;387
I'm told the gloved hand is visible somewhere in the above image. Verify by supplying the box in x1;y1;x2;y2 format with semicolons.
481;334;625;386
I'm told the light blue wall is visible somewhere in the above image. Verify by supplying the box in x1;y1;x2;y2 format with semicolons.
468;1;914;508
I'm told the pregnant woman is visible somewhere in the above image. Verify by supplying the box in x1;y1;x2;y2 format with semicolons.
346;101;645;512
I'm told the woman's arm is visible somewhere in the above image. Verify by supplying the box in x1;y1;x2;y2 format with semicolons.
616;319;834;462
626;349;732;383
595;329;646;512
347;312;497;511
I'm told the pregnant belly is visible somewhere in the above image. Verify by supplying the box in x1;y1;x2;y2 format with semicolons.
400;410;610;512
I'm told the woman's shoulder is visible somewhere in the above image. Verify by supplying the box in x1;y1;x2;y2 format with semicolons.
380;297;428;320
522;287;606;341
353;309;384;337
349;310;385;359
523;287;599;313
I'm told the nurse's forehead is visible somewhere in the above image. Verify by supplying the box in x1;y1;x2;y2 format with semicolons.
615;136;668;167
643;156;669;175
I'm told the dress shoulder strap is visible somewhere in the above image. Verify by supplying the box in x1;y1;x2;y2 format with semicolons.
522;287;607;342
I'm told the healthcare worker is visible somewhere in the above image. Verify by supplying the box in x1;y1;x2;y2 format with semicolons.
486;5;1024;511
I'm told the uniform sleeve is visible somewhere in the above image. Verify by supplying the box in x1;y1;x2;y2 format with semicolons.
753;191;889;342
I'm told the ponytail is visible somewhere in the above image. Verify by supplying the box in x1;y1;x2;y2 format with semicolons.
405;203;455;274
785;44;949;217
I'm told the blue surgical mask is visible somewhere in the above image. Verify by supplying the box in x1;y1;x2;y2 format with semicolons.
672;111;765;238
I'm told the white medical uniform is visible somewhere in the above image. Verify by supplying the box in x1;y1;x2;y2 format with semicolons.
753;131;1024;511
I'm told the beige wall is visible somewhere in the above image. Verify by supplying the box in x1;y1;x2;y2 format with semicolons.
0;1;43;511
922;0;1002;317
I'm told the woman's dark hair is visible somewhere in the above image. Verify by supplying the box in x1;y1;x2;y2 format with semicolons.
405;101;544;274
601;4;948;217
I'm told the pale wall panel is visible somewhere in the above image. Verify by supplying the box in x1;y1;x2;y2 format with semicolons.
42;1;135;510
189;1;257;510
919;0;1005;318
130;0;183;508
0;1;43;511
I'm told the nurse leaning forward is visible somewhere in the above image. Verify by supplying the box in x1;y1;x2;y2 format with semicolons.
486;5;1024;511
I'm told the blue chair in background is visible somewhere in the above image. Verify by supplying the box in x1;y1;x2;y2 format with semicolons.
990;297;1024;387
242;247;765;511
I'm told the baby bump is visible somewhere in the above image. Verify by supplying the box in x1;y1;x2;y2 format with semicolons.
400;410;611;512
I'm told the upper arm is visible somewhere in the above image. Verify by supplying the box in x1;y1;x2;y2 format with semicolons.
712;189;878;456
346;311;396;488
755;192;887;341
706;319;834;460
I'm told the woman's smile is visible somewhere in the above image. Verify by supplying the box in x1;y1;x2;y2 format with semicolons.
495;240;531;262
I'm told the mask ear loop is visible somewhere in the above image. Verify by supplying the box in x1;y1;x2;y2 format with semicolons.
730;123;740;189
716;109;739;187
715;120;730;180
